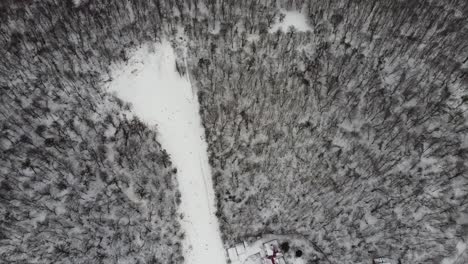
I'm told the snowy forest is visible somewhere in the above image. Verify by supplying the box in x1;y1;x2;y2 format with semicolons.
1;0;467;263
191;1;468;263
0;1;185;263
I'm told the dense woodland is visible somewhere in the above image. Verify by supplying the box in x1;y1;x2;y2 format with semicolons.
1;0;467;263
188;0;468;263
0;1;185;263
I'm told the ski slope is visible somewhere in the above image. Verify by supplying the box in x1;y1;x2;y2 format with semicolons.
107;40;227;264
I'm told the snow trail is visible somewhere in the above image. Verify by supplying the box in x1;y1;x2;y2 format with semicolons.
107;40;227;264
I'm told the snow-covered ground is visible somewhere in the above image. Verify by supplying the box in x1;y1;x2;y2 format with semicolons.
269;10;312;33
442;241;467;264
107;40;227;264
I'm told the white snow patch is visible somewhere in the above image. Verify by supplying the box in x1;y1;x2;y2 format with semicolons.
270;10;312;33
210;21;221;34
71;0;85;7
122;182;148;215
107;40;227;264
30;211;47;229
364;212;378;225
292;257;306;264
247;34;260;42
125;1;135;22
442;241;467;264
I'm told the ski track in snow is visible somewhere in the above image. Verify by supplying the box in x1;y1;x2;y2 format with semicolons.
107;40;227;264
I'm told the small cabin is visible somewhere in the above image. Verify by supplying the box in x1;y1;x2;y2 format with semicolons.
263;240;287;264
